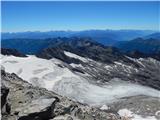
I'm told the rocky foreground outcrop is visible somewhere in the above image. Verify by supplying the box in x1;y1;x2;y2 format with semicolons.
1;70;121;120
1;84;11;116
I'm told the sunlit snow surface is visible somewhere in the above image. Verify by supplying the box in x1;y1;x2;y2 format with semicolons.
1;54;160;107
1;55;79;90
64;51;88;62
53;77;160;105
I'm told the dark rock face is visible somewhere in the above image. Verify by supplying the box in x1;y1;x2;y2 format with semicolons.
18;98;58;120
1;86;9;109
1;48;27;57
36;47;81;64
71;56;160;90
127;50;148;59
36;37;160;65
126;50;160;61
37;37;132;64
1;85;11;115
114;38;160;54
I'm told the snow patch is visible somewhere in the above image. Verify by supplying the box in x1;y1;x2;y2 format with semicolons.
70;63;83;68
118;109;157;120
100;105;109;110
64;51;87;62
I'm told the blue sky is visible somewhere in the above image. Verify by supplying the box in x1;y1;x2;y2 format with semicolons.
2;1;159;32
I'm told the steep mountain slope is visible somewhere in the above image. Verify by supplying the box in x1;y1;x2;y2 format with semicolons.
126;50;160;60
1;38;56;54
36;37;133;64
144;32;160;39
2;37;159;61
114;38;160;54
1;48;27;57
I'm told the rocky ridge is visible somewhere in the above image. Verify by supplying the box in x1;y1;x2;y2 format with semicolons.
1;69;121;120
1;48;27;57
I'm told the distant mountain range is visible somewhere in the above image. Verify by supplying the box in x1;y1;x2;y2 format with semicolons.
2;37;160;62
1;30;160;61
2;32;160;55
2;30;157;45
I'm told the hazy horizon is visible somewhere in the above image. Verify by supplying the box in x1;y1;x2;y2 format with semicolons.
1;29;159;34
